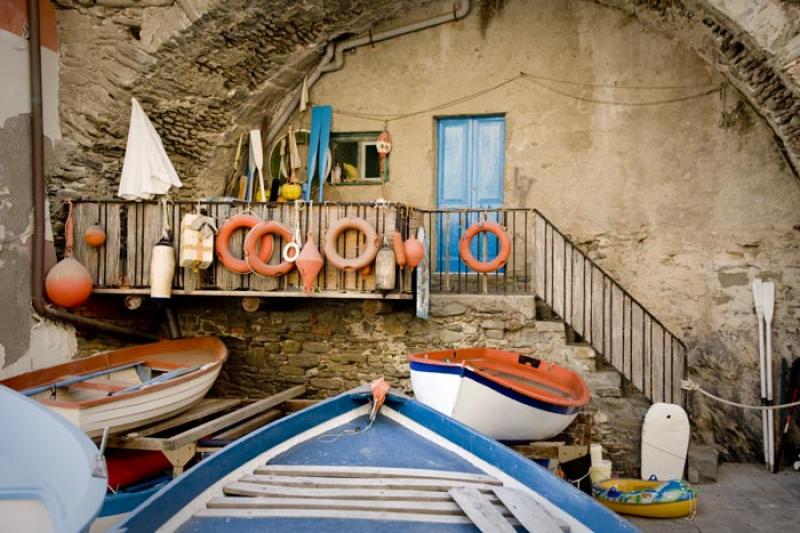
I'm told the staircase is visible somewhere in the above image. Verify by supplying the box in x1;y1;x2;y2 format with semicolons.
532;210;687;406
418;207;688;407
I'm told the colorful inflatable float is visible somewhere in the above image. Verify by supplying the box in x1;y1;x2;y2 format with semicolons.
593;478;698;518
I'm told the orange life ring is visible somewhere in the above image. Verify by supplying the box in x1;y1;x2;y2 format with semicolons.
323;217;379;272
215;214;272;274
459;221;512;273
244;221;296;277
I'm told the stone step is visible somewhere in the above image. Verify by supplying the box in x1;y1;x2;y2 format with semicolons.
584;370;622;398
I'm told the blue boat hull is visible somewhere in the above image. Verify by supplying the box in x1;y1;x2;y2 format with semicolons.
116;389;637;532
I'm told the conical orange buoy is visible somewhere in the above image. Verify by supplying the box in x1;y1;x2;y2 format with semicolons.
84;224;106;247
403;235;425;269
295;232;323;293
45;200;93;308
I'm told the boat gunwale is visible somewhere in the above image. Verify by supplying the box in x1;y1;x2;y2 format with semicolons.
0;337;228;409
116;389;636;533
408;348;590;409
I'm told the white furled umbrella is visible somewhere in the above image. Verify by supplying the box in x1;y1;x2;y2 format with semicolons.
117;97;182;200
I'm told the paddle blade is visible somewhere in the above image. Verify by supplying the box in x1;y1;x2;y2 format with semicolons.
762;282;775;323
752;278;763;316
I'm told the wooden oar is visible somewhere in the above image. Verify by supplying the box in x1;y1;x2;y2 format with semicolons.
752;278;769;466
109;365;203;396
22;361;144;396
762;281;776;471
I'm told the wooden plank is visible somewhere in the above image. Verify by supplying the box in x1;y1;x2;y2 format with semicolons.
449;486;516;533
91;288;413;299
102;203;121;287
283;399;319;412
194;508;477;525
256;465;501;485
165;386;305;449
534;214;546;299
240;474;499;492
222;482;501;503
207;496;512;517
212;409;282;440
72;202;101;284
493;487;564;533
603;277;612;357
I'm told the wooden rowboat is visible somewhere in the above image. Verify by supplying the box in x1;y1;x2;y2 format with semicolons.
408;348;591;441
116;383;635;532
0;337;227;438
0;385;107;533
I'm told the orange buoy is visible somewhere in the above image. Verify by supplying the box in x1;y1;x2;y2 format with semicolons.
458;220;512;273
323;217;379;272
244;221;295;277
215;214;272;274
295;232;324;293
84;224;106;247
403;236;425;269
392;231;406;267
45;200;92;308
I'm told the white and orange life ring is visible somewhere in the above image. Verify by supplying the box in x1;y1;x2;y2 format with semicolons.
244;221;296;277
459;220;512;273
323;217;379;272
215;214;272;274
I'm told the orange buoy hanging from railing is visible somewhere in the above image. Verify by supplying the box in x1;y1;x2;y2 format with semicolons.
215;213;272;274
458;220;512;273
45;200;93;308
295;203;323;293
403;235;425;269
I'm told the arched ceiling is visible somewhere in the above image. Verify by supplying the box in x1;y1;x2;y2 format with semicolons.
50;0;800;197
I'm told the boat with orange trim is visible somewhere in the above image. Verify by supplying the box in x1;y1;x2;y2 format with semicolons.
0;337;227;438
408;348;590;440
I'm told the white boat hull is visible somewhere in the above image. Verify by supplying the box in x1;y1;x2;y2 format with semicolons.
410;365;579;441
50;365;222;438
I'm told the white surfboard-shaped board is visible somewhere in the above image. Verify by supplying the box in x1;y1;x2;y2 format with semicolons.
641;403;690;481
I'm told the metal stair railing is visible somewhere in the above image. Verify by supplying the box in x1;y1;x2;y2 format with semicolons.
533;210;687;406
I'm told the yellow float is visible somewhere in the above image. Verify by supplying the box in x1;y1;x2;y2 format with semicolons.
593;478;698;518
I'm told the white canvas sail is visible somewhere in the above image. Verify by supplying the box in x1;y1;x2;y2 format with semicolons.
117;97;182;200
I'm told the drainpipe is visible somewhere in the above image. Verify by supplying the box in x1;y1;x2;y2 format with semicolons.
266;0;471;147
28;0;158;343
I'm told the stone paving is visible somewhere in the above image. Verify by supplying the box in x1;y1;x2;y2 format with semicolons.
628;464;800;532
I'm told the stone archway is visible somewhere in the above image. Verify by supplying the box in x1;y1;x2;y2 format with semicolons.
52;1;800;196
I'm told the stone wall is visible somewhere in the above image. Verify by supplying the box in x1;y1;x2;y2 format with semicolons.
160;294;648;475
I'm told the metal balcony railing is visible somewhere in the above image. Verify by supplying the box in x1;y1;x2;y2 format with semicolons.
533;210;687;405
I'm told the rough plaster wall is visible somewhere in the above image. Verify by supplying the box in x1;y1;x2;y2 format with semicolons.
304;0;800;460
0;22;77;376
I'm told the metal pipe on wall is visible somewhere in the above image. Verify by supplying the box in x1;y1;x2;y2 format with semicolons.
28;0;158;343
266;0;471;147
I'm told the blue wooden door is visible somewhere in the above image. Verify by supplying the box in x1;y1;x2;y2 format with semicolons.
437;116;505;272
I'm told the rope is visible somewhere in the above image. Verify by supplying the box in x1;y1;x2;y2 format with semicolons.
333;71;722;124
682;379;800;410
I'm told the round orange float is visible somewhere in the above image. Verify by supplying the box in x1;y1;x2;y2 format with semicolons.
215;214;272;274
458;220;512;273
244;221;296;277
323;217;379;272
